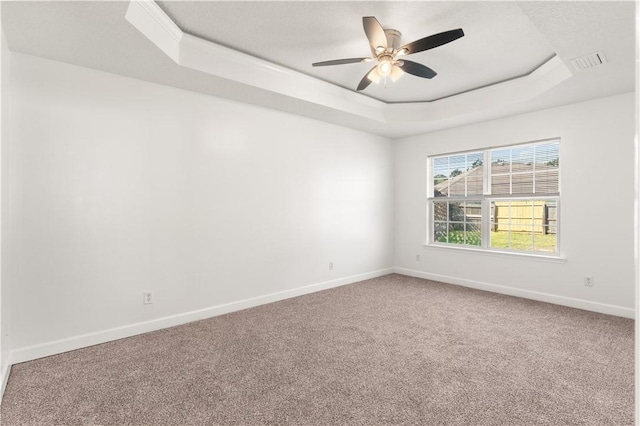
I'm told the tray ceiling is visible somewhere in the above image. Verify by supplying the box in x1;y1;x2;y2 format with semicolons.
1;1;635;138
156;1;555;103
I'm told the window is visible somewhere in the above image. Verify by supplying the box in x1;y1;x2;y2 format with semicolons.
428;139;560;255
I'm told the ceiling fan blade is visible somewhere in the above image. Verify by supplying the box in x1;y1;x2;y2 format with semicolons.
399;28;464;56
390;64;405;82
363;16;387;55
357;66;381;91
400;60;437;79
312;57;373;67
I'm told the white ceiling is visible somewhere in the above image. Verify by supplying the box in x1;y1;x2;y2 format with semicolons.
156;1;555;103
1;1;635;138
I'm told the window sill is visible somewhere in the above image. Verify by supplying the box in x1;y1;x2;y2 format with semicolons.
423;243;567;263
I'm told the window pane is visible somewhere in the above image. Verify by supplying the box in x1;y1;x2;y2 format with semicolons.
491;201;506;230
448;201;467;222
433;157;449;197
433;151;484;197
466;152;484;195
546;201;558;235
490;229;507;249
491;230;534;251
433;156;448;171
535;169;559;193
466;165;483;195
467;152;483;170
449;155;465;179
493;220;510;232
448;222;466;245
448;181;466;196
489;141;559;196
491;148;510;169
535;142;559;168
434;221;448;243
466;218;482;246
509;232;534;251
433;178;447;197
509;201;534;231
432;200;483;247
491;174;511;195
448;155;466;197
511;145;534;173
433;201;448;221
445;155;465;197
461;201;481;220
512;173;534;195
534;229;557;253
491;231;532;251
489;200;557;254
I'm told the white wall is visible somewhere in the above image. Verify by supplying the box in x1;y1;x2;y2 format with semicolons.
0;18;9;392
2;50;634;374
395;92;635;317
5;53;394;360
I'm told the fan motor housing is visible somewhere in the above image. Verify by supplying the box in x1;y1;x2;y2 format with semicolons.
384;29;402;50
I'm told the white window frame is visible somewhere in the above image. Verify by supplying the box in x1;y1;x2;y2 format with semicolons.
426;138;561;258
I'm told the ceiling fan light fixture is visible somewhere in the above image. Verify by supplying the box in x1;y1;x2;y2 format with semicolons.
367;69;382;84
390;65;404;82
378;59;392;76
311;16;464;91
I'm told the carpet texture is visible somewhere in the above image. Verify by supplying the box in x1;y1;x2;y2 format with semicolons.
0;274;634;425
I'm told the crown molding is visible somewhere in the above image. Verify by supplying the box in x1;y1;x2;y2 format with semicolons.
125;0;387;123
125;0;574;129
125;0;182;61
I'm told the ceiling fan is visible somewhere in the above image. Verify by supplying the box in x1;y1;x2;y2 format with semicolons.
312;17;464;91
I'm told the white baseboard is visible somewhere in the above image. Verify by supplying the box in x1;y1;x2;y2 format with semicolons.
0;362;11;402
9;268;394;366
394;267;635;319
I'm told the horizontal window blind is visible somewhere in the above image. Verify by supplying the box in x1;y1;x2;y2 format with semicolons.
428;139;560;255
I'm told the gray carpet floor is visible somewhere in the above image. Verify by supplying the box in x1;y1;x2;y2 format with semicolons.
0;274;634;425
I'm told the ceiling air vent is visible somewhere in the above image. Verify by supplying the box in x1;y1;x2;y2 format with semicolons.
570;52;607;71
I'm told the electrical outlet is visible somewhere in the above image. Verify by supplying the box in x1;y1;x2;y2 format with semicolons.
584;276;594;287
329;261;334;270
143;291;153;304
416;254;421;261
